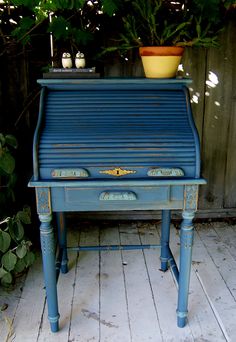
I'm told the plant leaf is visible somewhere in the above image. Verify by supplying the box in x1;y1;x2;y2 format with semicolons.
16;244;27;259
9;220;25;242
0;267;8;279
14;259;26;273
102;0;119;16
0;133;5;146
0;231;11;253
16;209;31;225
1;251;17;272
11;0;40;9
16;221;25;241
23;252;35;268
11;16;35;44
0;152;15;174
5;135;18;149
72;28;93;46
1;272;13;285
48;17;71;41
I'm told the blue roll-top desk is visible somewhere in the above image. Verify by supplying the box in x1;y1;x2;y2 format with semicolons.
29;78;206;332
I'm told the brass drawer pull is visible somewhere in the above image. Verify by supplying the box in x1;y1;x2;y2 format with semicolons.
147;168;184;177
99;191;137;201
51;168;89;178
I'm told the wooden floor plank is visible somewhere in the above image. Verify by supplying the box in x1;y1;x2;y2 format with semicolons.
99;225;131;342
37;227;80;342
197;224;236;301
119;223;163;342
190;225;236;339
9;252;45;342
69;223;100;342
214;223;236;261
169;225;227;341
138;222;195;342
0;274;27;342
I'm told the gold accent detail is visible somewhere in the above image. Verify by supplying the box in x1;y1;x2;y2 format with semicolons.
99;167;136;177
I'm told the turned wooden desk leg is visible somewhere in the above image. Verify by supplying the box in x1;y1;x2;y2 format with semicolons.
177;210;194;328
39;213;60;332
57;212;68;274
160;210;171;271
36;187;60;332
177;184;198;328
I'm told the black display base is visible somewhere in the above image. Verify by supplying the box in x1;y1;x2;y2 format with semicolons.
43;72;100;79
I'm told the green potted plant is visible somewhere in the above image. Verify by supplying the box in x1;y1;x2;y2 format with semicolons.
102;0;235;78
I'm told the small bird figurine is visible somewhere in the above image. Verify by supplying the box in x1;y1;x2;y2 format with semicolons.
75;51;86;69
61;52;72;69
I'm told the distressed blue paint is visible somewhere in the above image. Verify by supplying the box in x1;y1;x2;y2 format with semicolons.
177;210;195;328
39;213;59;332
33;87;46;181
29;78;206;332
35;187;51;214
184;184;199;210
37;77;192;89
160;210;171;271
29;178;206;187
56;212;68;274
33;79;200;180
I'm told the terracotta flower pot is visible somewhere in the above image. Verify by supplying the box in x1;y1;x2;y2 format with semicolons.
139;46;184;78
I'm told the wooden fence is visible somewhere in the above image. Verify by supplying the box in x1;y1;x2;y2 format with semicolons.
184;20;236;217
1;21;236;219
102;21;236;218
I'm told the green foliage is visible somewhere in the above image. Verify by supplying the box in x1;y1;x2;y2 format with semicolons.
1;0;235;59
2;251;17;272
102;0;120;16
0;231;11;253
48;16;71;41
100;0;235;57
0;133;35;287
11;17;35;44
9;0;40;9
0;208;35;286
48;16;93;46
1;0;122;53
0;134;17;174
0;134;18;208
0;152;15;175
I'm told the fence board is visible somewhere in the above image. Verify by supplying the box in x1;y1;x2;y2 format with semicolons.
224;21;236;208
182;47;207;144
199;22;235;210
224;100;236;208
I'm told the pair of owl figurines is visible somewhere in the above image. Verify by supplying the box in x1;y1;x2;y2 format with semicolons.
62;52;85;69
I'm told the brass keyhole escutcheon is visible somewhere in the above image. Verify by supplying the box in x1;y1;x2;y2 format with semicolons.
99;167;137;177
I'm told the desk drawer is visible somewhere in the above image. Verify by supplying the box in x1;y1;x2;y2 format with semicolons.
51;185;184;211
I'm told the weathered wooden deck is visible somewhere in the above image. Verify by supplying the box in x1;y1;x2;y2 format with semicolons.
1;220;236;342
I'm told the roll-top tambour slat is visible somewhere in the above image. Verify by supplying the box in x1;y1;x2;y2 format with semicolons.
35;83;200;179
39;143;194;148
47;90;184;97
45;115;186;120
39;147;196;153
40;138;194;143
39;157;195;163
